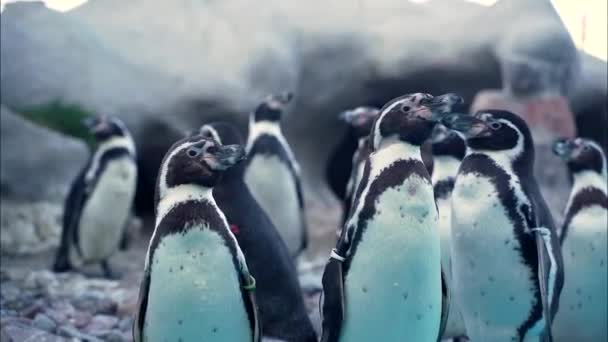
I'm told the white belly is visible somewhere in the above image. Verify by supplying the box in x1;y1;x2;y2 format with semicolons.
245;155;303;256
77;158;136;263
144;227;251;341
437;196;467;338
341;177;442;342
553;206;607;342
451;174;538;342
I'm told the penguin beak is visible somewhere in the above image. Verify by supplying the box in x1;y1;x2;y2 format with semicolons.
206;144;246;171
83;116;111;135
441;113;492;139
424;93;465;121
552;138;576;160
265;91;294;110
339;108;379;128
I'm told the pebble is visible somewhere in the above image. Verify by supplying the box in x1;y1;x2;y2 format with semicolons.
32;313;57;333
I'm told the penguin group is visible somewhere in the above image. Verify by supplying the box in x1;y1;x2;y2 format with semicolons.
53;90;606;342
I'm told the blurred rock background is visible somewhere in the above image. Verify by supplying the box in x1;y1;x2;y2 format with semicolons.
0;0;606;340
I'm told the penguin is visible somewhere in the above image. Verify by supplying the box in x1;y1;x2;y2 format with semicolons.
551;137;607;342
53;115;137;278
430;123;468;341
443;109;564;342
133;135;260;342
320;92;463;342
199;122;317;342
338;106;379;226
244;92;307;257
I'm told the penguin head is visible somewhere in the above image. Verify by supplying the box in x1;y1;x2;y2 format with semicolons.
430;124;467;160
553;137;606;175
83;115;131;141
371;93;463;149
252;91;293;123
199;122;245;146
443;110;534;163
339;106;380;137
158;136;246;192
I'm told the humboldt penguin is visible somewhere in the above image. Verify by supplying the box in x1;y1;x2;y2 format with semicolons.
430;123;468;341
201;122;317;342
320;93;463;342
244;92;307;257
133;135;260;342
53;115;137;278
552;137;607;342
444;110;564;341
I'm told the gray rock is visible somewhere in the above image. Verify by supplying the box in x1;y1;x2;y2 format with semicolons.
0;323;65;342
0;0;604;248
0;106;88;255
32;313;57;333
71;295;117;315
57;325;103;342
84;314;119;334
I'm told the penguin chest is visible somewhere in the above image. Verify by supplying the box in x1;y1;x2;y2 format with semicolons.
436;195;467;338
78;158;137;262
144;228;251;341
450;173;537;341
553;206;608;341
245;155;302;255
341;177;441;342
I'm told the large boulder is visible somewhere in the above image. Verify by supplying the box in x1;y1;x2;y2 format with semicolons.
0;105;88;254
1;0;603;228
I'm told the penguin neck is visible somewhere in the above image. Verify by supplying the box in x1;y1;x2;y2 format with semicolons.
213;170;248;202
431;155;461;185
155;184;218;228
247;118;283;151
86;135;135;182
570;170;608;200
373;138;422;164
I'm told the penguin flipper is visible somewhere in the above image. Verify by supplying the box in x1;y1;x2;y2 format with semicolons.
241;277;261;342
320;253;346;342
133;268;150;342
533;227;557;342
437;267;451;342
54;167;88;272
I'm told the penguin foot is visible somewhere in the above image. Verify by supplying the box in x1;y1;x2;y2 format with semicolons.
52;256;73;273
101;261;121;279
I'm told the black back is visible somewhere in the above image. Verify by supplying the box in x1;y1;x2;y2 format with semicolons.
207;122;317;341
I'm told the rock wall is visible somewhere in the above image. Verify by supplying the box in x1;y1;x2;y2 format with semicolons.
1;0;605;217
0;106;88;254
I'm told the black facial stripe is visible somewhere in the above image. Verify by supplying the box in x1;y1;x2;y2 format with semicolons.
561;187;608;243
343;159;431;273
567;146;605;174
434;178;455;200
458;154;544;339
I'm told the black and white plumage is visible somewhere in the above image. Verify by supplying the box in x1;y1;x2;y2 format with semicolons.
339;106;379;226
53;116;137;278
430;124;468;340
320;93;463;342
552;137;607;342
200;122;317;342
244;92;307;257
443;110;564;342
133;135;260;342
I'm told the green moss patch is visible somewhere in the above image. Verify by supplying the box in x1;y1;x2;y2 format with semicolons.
16;101;96;146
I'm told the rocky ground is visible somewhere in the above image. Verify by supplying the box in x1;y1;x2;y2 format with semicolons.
0;199;337;342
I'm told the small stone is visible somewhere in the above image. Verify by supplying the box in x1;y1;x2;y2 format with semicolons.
58;325;103;341
32;313;57;332
85;314;119;333
118;316;133;332
102;330;128;342
72;295;117;315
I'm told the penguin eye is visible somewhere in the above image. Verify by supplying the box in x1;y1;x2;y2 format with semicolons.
187;147;202;158
583;144;591;151
401;105;411;113
206;145;219;154
489;121;502;130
